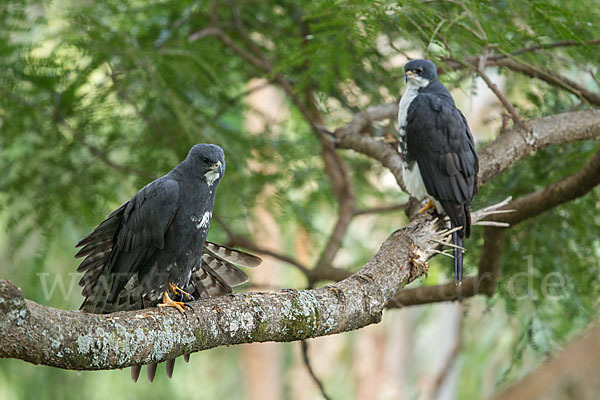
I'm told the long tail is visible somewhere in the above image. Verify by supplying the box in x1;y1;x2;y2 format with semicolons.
453;231;463;284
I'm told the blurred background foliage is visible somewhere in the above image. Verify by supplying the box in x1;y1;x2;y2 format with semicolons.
0;0;598;399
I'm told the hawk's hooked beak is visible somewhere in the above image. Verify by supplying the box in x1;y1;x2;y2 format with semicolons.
404;70;415;83
210;160;222;172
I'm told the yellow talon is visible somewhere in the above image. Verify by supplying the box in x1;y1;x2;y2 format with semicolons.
418;199;435;214
168;282;192;299
157;291;190;315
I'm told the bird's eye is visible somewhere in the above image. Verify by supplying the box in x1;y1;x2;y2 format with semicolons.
202;157;211;164
416;67;423;74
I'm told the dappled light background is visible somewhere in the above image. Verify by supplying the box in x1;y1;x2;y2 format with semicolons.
1;1;599;399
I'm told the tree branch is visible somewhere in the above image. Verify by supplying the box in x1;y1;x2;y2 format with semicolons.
0;211;445;370
334;106;600;188
443;56;600;107
478;109;600;184
489;39;600;60
492;146;600;225
333;101;405;189
4;96;597;370
494;321;600;400
208;5;358;279
472;62;521;124
354;202;408;216
492;57;600;106
213;216;312;276
301;340;332;400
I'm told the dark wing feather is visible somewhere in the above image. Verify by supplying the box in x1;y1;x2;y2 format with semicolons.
78;178;180;313
406;93;478;237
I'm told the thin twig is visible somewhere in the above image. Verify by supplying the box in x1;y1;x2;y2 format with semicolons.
431;238;465;251
431;249;455;258
442;52;600;107
472;221;511;227
353;203;408;216
473;60;521;124
301;340;333;400
213;215;312;276
488;39;600;61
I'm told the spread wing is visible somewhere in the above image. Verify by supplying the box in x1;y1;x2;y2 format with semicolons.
406;93;478;235
187;242;262;299
77;178;180;313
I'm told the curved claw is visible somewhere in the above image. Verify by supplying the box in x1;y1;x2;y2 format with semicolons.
169;283;195;302
175;287;195;302
157;291;190;315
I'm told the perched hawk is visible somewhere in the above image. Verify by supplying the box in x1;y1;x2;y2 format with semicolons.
75;144;261;382
397;59;479;282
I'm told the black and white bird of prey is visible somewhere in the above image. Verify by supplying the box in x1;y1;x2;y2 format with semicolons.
75;144;262;382
397;59;479;283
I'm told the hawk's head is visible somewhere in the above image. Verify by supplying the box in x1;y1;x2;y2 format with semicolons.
183;144;226;185
404;59;437;88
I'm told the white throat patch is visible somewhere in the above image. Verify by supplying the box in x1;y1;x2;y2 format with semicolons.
408;76;430;88
204;170;220;186
398;78;430;127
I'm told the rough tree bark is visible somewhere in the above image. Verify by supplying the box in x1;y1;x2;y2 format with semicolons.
1;109;599;372
0;210;442;371
494;321;600;400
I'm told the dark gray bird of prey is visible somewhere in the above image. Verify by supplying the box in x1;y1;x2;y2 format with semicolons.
75;144;262;382
397;59;479;283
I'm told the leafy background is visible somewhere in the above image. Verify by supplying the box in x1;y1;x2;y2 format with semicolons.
1;1;598;399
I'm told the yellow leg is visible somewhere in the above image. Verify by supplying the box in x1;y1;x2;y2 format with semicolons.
168;282;193;300
157;291;191;315
418;199;435;214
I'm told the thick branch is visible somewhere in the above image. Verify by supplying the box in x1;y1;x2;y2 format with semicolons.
0;212;442;370
478;110;600;184
494;322;600;400
493;146;600;225
334;102;405;188
4;101;597;370
334;106;600;188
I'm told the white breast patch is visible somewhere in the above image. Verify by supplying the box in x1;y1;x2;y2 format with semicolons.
398;85;419;131
192;211;212;230
402;162;444;213
402;162;428;201
397;85;420;155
